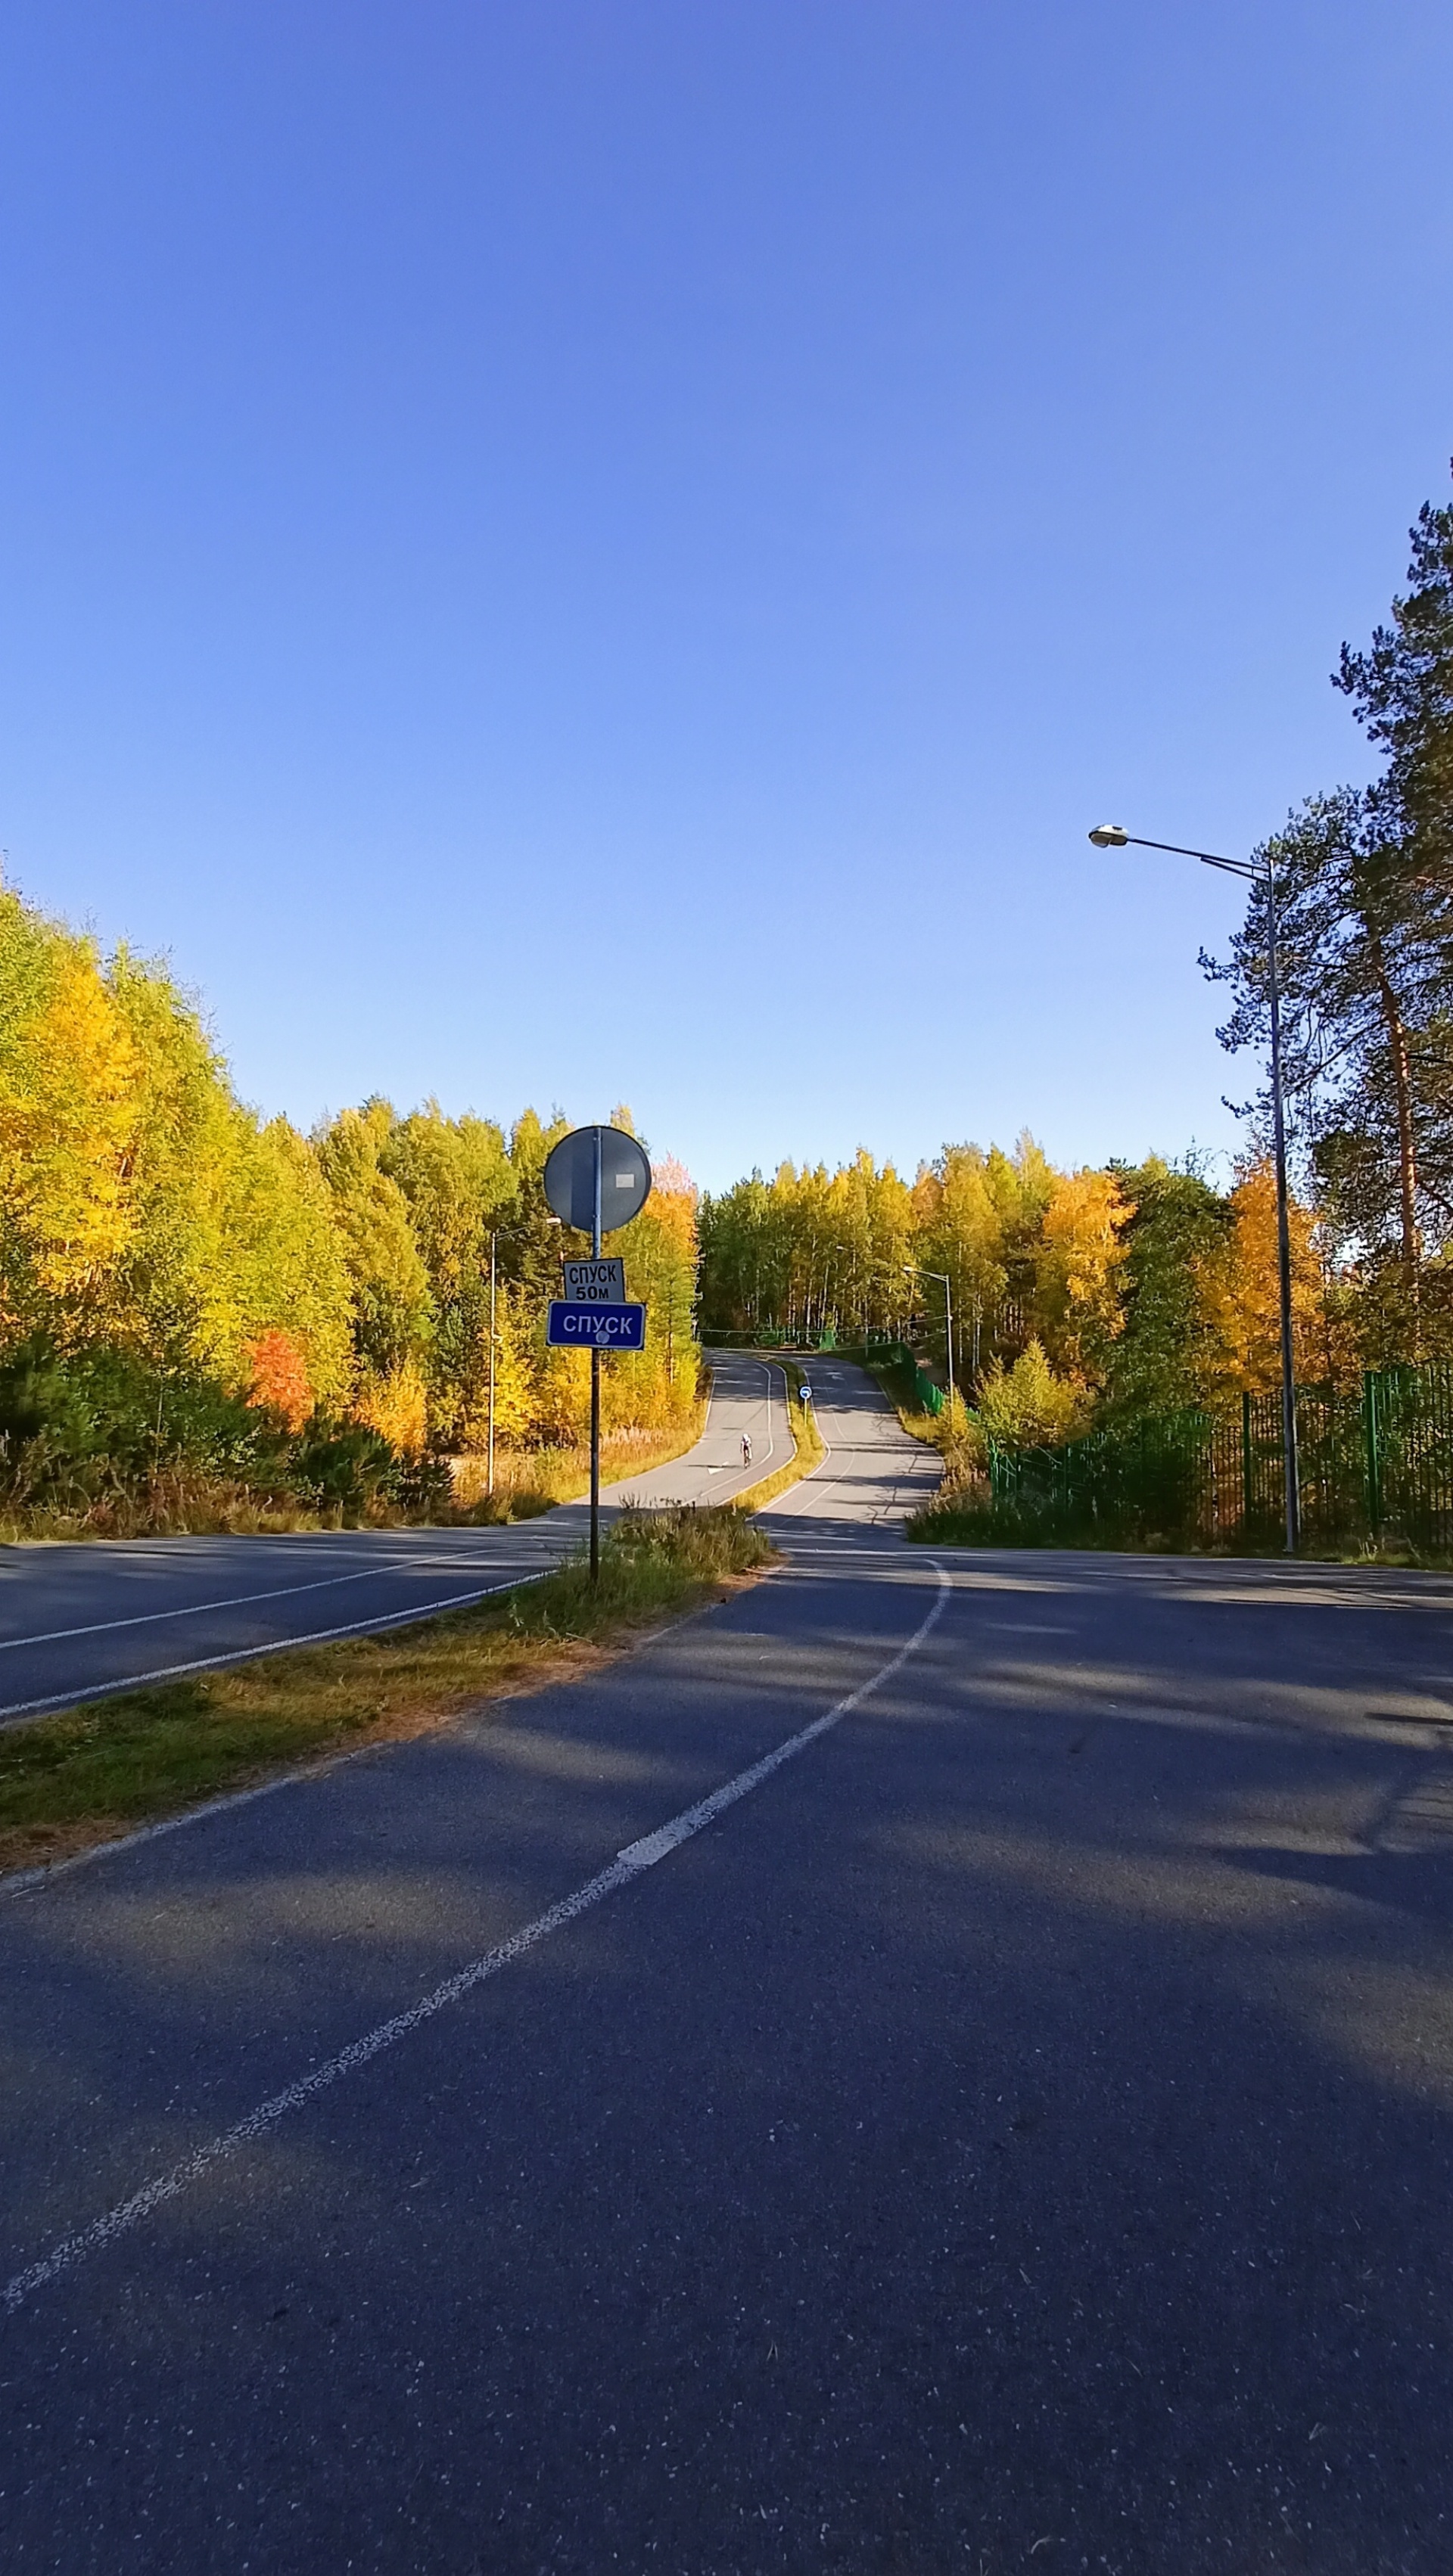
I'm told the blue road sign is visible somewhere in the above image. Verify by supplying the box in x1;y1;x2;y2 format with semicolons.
546;1300;647;1351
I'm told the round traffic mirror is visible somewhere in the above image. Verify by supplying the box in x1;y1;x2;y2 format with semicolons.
543;1125;654;1235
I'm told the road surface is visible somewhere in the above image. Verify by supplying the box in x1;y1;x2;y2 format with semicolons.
0;1348;798;1726
2;1363;1451;2570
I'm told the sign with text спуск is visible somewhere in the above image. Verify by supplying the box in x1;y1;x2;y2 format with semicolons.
562;1257;627;1304
540;1126;655;1589
547;1301;646;1351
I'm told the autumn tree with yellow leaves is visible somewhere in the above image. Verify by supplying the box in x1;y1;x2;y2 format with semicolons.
0;881;705;1524
698;1136;1361;1453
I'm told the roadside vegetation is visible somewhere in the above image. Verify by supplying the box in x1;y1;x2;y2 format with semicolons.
0;1506;773;1880
446;1409;710;1524
0;881;703;1537
702;471;1453;1556
7;468;1449;1560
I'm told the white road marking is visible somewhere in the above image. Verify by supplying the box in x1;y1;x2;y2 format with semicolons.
630;1356;782;1506
4;1561;950;2313
0;1573;554;1729
0;1555;507;1655
0;1353;781;1718
769;1381;835;1512
711;1358;783;1499
3;1757;366;1897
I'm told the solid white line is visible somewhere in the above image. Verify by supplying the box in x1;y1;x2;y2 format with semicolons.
4;1561;950;2313
746;1356;777;1478
0;1357;784;1727
0;1555;475;1655
627;1353;779;1506
0;1355;774;1693
2;1758;360;1897
0;1571;557;1729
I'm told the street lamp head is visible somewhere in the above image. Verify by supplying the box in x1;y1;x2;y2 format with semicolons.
1088;822;1129;849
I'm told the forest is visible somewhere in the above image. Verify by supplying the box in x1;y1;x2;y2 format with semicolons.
2;469;1449;1539
698;1141;1330;1449
0;888;699;1530
700;466;1453;1481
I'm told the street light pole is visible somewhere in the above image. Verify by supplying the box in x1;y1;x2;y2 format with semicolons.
1088;824;1300;1552
905;1263;955;1412
487;1232;497;1499
590;1126;602;1587
1264;861;1300;1553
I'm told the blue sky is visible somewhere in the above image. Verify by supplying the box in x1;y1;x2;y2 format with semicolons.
3;2;1451;1192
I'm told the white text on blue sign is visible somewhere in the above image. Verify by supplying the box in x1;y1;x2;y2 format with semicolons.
546;1300;647;1350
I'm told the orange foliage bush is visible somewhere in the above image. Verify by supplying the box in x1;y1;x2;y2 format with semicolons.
245;1328;313;1432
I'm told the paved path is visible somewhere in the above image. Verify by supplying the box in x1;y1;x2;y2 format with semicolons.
2;1369;1451;2570
0;1350;794;1725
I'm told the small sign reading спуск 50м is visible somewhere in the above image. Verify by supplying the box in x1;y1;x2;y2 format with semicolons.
539;1123;655;1586
562;1257;627;1304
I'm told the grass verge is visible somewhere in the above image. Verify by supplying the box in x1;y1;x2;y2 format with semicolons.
858;1353;963;1471
0;1505;773;1882
903;1489;1453;1567
732;1357;827;1511
448;1405;709;1522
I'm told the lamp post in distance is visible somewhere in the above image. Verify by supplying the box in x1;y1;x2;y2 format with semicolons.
904;1262;954;1413
1087;822;1299;1552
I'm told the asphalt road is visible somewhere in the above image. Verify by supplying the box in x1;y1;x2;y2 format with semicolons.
2;1366;1452;2571
0;1349;795;1726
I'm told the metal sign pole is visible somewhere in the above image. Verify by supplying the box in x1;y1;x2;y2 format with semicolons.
540;1123;652;1586
487;1232;496;1499
1265;860;1301;1552
590;1125;602;1586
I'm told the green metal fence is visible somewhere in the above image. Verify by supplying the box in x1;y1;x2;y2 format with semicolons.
863;1337;944;1416
985;1363;1453;1551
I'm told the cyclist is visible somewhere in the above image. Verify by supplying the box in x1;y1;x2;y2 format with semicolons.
741;1431;753;1468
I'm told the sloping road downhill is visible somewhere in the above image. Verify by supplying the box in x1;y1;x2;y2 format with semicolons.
0;1350;791;1726
3;1363;1453;2570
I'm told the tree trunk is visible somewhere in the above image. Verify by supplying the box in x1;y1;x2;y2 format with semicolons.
1367;924;1420;1322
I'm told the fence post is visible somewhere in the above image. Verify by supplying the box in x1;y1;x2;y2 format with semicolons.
1241;1391;1254;1537
1363;1370;1382;1540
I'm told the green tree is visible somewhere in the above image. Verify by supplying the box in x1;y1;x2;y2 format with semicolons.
1206;474;1453;1352
1336;466;1453;891
976;1341;1090;1450
315;1103;434;1385
380;1103;517;1447
1104;1159;1232;1416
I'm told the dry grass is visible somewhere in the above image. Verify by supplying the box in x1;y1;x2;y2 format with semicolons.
0;1504;774;1882
0;1471;325;1546
450;1406;708;1520
0;1407;711;1545
860;1357;979;1496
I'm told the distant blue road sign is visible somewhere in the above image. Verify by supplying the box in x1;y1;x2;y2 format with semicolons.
546;1300;647;1351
